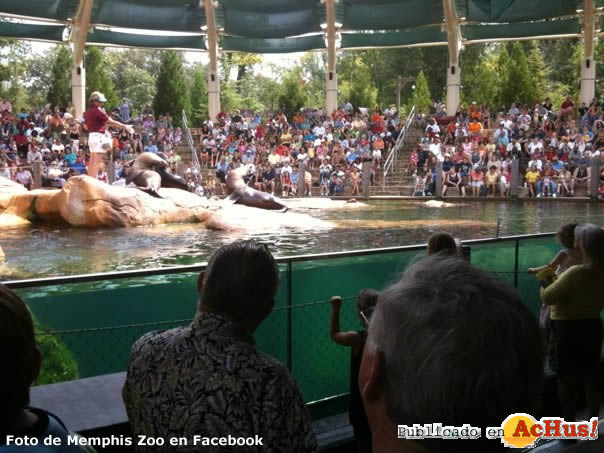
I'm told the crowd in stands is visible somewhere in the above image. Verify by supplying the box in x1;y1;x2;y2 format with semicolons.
0;96;404;197
412;98;604;198
2;226;603;452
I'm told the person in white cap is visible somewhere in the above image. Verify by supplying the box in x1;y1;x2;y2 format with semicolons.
84;91;133;179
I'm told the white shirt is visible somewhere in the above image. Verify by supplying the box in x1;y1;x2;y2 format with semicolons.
27;150;42;161
528;141;543;154
528;159;543;171
429;142;442;159
426;124;440;134
282;165;293;175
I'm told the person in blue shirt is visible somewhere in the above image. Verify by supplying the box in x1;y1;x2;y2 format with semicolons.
0;285;88;452
63;150;77;166
70;156;86;174
143;140;158;154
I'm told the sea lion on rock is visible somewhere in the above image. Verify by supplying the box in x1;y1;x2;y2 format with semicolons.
125;152;187;198
225;164;288;212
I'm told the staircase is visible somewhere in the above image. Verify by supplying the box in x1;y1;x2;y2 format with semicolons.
171;124;424;197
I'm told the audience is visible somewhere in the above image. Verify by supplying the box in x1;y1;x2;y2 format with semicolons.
360;255;544;452
122;240;317;452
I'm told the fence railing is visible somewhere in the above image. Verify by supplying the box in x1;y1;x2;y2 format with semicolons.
5;231;576;411
182;110;202;180
383;105;416;189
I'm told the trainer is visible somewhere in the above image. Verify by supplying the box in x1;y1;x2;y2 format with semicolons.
84;91;133;179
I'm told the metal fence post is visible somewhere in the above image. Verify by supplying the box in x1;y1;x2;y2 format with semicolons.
590;157;600;200
32;161;42;189
287;261;293;371
510;158;520;198
513;239;519;289
298;163;306;197
435;161;443;197
362;161;370;198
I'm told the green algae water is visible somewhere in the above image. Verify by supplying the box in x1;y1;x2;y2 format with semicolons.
1;200;602;279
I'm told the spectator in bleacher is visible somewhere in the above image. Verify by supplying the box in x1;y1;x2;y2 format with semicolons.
330;290;378;453
525;164;540;197
360;255;543;453
0;285;90;452
442;166;464;197
542;224;604;422
573;162;591;196
485;165;501;197
123;241;317;451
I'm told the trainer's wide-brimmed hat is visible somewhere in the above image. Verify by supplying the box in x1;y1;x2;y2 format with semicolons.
89;91;107;103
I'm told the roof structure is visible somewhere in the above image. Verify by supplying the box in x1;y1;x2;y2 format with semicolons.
0;0;602;54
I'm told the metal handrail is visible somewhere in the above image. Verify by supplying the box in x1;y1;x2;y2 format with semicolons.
383;105;416;189
2;231;557;289
181;110;202;178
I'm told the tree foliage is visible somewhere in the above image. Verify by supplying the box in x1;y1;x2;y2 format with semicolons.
277;70;307;119
153;51;189;126
47;45;72;109
410;70;432;114
339;55;377;109
85;47;119;109
189;65;208;125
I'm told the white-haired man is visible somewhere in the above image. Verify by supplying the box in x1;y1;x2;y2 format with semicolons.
360;255;544;453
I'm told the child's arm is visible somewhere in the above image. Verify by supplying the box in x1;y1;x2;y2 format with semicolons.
329;296;362;347
528;250;568;273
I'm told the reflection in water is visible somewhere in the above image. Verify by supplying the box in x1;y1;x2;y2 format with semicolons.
0;201;601;279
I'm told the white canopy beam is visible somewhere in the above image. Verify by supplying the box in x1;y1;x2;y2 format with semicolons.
324;0;338;115
70;0;94;120
443;0;462;115
203;0;220;122
581;0;596;105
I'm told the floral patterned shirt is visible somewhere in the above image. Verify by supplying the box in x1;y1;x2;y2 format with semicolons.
123;311;317;452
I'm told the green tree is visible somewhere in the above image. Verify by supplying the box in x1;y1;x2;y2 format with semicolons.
277;70;306;119
409;70;432;113
526;41;550;102
499;42;535;107
47;45;73;108
339;56;377;109
189;65;208;124
85;47;119;109
153;51;189;126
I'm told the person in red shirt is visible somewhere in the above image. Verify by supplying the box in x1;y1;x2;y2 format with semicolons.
84;91;133;179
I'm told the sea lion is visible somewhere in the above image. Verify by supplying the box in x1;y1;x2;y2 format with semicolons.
125;152;187;197
225;164;288;212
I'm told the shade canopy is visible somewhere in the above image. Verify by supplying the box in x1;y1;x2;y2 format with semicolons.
0;0;601;53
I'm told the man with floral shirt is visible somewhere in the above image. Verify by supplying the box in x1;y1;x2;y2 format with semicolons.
123;241;317;453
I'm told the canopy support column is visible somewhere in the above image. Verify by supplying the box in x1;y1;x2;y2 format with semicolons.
443;0;462;116
204;0;220;122
70;0;94;120
325;0;338;115
581;0;596;105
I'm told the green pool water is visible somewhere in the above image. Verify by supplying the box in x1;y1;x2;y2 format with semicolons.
1;200;601;280
4;200;602;415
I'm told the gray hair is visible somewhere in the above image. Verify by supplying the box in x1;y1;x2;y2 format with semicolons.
575;223;604;267
368;255;543;453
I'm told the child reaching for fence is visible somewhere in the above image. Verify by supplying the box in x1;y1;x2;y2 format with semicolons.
329;289;379;453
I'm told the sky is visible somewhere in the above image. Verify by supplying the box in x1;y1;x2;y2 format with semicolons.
29;40;303;79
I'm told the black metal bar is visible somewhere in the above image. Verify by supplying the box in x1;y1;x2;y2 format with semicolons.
513;239;520;289
287;261;293;371
2;232;557;289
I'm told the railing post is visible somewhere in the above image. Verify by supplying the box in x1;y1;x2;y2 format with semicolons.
298;163;306;197
32;161;42;189
287;261;293;371
510;158;520;198
513;239;519;289
362;161;371;198
435;161;443;197
107;156;115;184
177;162;185;179
590;157;600;200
